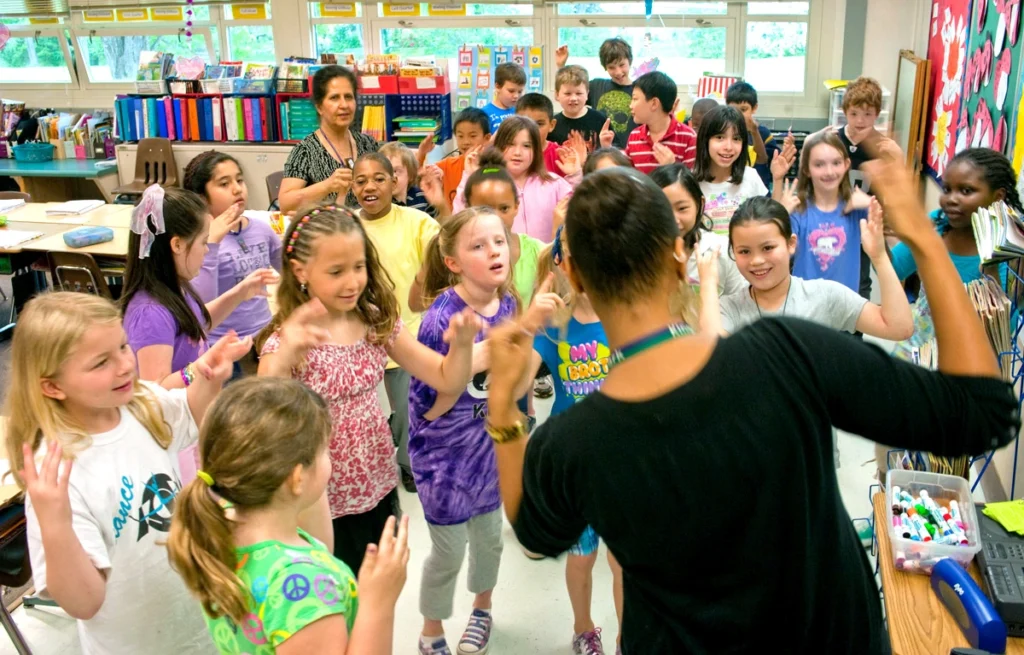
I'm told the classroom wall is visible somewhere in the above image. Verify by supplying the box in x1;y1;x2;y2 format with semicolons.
860;0;932;96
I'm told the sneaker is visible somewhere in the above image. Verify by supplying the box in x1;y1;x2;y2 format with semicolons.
457;609;492;654
572;628;605;654
401;468;418;493
419;636;453;655
533;375;554;399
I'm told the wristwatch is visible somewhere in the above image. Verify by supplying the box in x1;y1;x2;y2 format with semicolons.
486;418;528;444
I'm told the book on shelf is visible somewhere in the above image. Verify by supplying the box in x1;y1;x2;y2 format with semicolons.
973;201;1024;263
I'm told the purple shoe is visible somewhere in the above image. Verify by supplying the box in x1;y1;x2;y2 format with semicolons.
419;636;453;655
457;609;492;654
572;627;605;654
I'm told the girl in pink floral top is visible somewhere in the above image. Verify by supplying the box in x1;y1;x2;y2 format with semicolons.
257;205;482;572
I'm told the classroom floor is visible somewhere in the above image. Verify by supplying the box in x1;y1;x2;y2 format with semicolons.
0;276;885;655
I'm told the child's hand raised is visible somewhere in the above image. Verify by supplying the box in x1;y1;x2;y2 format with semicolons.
778;178;799;214
567;130;588;165
486;320;535;398
555;44;569;68
357;515;410;612
599;119;615;149
209;201;244;244
417;131;437;164
844;187;872;214
237;268;280;301
862;157;933;240
522;273;566;334
419;166;446;209
21;441;72;531
555;145;582;177
464;145;483;177
278;298;332;362
443;307;485;348
196;331;253;383
860;198;886;260
770;142;796;181
697;247;720;291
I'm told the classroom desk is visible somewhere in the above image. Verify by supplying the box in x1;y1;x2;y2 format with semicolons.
873;492;1024;654
22;227;129;259
0;159;119;203
0;202;132;229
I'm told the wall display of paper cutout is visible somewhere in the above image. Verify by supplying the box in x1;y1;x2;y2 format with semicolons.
456;44;543;113
957;0;1024;168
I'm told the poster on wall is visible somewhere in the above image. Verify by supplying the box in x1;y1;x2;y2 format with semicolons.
455;45;542;112
924;0;972;180
953;0;1023;166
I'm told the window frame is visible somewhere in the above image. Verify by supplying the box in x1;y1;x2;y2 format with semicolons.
68;9;218;91
0;25;79;89
308;2;369;59
221;3;278;63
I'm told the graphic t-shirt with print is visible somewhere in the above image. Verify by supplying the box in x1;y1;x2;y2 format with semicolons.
588;79;637;149
205;529;358;654
791;203;867;293
409;288;518;526
25;382;213;655
534;318;609;416
261;319;403;519
700;168;769;235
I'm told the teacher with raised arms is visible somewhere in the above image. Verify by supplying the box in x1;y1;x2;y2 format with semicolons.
484;161;1018;654
279;65;380;212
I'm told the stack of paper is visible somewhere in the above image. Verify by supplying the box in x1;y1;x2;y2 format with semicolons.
967;277;1013;381
45;200;105;216
983;500;1024;535
0;199;26;213
973;201;1024;263
0;230;43;249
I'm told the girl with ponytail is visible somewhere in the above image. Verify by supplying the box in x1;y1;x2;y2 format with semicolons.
168;376;411;654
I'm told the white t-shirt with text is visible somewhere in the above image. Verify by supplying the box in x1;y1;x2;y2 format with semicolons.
701;167;769;235
25;382;213;655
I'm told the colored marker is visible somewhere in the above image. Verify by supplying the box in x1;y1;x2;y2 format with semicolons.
900;514;917;540
908;509;932;541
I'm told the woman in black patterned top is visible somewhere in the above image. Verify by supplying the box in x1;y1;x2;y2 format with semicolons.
280;65;379;211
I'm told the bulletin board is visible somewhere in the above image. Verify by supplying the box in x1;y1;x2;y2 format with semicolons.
923;0;972;180
455;45;543;111
953;0;1023;162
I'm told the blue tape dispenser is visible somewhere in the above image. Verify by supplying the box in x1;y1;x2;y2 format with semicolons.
931;559;1007;653
62;226;114;249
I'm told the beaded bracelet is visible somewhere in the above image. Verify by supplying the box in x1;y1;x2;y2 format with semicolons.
180;363;197;387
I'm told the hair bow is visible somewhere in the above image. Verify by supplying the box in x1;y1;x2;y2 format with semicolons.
130;184;166;259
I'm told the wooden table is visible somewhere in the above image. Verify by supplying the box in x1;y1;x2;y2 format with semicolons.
22;227;129;258
0;202;132;229
0;159;119;203
873;492;1024;654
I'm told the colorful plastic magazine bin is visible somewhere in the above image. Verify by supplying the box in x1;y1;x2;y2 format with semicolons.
885;469;982;575
12;142;54;163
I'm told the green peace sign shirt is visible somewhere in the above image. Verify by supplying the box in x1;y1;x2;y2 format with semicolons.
205;529;359;653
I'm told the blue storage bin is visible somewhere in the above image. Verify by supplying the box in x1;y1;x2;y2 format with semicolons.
13;143;55;163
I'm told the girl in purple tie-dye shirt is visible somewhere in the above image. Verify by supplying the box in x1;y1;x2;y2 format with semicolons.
410;207;519;655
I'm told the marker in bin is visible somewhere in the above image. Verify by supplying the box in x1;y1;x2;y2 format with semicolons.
890;485;973;572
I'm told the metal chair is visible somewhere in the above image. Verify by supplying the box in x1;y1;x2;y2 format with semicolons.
265;171;284;210
112;138;178;203
48;252;114;299
0;192;30;202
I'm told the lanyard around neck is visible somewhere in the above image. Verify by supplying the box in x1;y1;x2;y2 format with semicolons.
320;129;355;169
609;322;693;368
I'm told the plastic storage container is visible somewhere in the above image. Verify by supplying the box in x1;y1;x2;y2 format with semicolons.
885;469;982;575
13;143;54;162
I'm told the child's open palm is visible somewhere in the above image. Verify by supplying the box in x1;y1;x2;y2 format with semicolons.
860;198;886;259
464;145;483;177
357;515;410;611
197;331;253;383
279;298;332;362
238;268;280;301
862;158;932;239
770;141;796;181
21;442;72;530
443;308;485;348
778;178;799;214
567;130;588;164
555;146;582;176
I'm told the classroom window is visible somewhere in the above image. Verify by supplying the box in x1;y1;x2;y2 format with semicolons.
746;2;809;16
227;25;275;61
226;3;272;19
77;33;213;83
556;25;726;85
556;2;726;16
743;21;807;92
314;24;366;59
310;3;364;18
0;35;72;84
380;26;533;59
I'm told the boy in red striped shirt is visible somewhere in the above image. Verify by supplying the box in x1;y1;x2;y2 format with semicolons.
624;71;696;174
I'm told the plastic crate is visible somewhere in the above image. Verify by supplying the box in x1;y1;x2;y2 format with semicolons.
385;93;452;143
134;80;167;96
13;143;54;162
168;79;201;95
885;469;982;575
